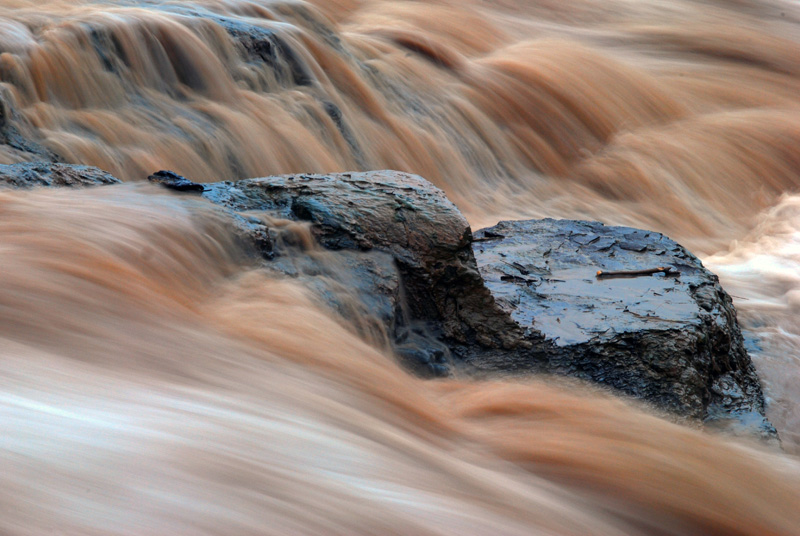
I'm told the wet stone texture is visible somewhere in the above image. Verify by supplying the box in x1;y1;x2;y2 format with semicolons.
0;162;120;188
471;219;777;441
200;171;503;377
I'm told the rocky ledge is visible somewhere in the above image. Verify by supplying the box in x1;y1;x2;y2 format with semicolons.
0;162;120;188
1;162;777;442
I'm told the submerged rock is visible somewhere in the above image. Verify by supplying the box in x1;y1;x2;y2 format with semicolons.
0;93;62;163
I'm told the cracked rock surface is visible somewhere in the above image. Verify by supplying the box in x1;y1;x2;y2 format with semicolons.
201;174;777;441
471;219;776;441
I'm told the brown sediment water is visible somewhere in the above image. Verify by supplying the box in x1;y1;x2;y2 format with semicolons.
1;0;799;533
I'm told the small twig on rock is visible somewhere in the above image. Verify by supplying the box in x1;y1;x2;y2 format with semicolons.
596;266;678;279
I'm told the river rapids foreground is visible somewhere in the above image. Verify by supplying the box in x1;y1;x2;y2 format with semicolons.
1;0;800;534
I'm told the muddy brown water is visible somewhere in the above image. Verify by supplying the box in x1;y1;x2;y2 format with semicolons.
1;0;800;534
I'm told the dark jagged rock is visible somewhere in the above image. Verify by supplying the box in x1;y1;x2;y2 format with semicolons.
199;171;482;377
0;162;120;188
148;170;206;192
197;173;775;437
470;219;776;440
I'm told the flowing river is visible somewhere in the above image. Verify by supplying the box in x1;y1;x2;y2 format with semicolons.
1;0;799;534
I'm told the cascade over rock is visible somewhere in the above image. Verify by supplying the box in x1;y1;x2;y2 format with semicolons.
0;161;777;440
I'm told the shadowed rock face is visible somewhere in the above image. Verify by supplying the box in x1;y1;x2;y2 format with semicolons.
471;219;776;440
0;161;776;438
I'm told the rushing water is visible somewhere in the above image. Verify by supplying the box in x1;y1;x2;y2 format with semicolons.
1;0;800;533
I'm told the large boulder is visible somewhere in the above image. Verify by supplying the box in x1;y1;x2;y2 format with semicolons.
470;219;776;440
199;173;774;439
195;170;518;377
201;171;520;354
196;172;775;440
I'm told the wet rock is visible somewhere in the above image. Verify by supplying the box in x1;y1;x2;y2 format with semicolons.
5;163;773;435
148;169;206;192
145;170;272;257
228;213;274;260
0;162;120;188
0;121;61;162
0;91;62;162
194;170;524;378
201;171;519;354
470;219;776;440
261;224;448;378
265;245;402;348
395;345;450;378
181;11;314;88
227;23;313;87
196;173;774;437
